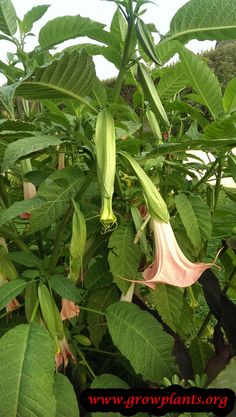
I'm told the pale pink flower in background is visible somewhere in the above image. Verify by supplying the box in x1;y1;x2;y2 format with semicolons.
142;220;217;290
55;337;76;369
58;153;65;170
20;181;36;219
6;298;21;313
60;299;80;320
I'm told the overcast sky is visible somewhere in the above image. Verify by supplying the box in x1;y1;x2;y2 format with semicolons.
0;0;215;82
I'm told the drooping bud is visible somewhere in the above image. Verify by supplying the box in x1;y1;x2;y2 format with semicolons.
119;151;169;223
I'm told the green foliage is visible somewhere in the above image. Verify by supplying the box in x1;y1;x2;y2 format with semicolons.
53;374;80;417
151;285;184;333
0;0;17;36
106;302;177;383
0;279;26;310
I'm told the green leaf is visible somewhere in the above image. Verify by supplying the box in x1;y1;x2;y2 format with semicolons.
106;302;177;383
175;193;202;254
85;258;113;290
16;50;96;111
0;0;17;36
91;374;129;389
176;44;223;120
87;286;120;348
2;135;61;172
151;285;184;334
28;168;82;234
228;154;236;183
188;195;212;243
50;275;83;303
0;323;56;417
224;77;236;114
22;5;50;33
157;62;187;99
166;0;236;43
0;198;43;228
110;9;127;45
39;14;118;50
0;279;26;310
8;251;41;268
189;338;214;376
54;374;80;417
108;223;142;293
210;358;236;393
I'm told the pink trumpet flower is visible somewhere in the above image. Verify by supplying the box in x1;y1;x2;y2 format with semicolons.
55;336;76;369
141;220;218;290
60;299;80;321
20;181;37;219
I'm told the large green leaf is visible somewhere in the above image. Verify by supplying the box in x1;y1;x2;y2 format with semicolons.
22;5;50;33
16;50;96;111
39;15;119;50
54;374;80;417
177;44;223;119
106;302;177;383
0;323;56;417
223;77;236;114
0;279;26;310
175;193;202;254
0;0;17;36
210;358;236;392
0;198;43;228
151;285;184;333
157;62;187;99
165;0;236;43
189;338;214;376
188;195;212;243
28;168;82;233
50;275;83;303
108;223;142;293
2;135;61;172
87;285;120;348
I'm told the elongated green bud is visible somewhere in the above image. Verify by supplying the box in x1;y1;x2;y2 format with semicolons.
69;200;87;281
38;284;58;345
95;108;117;229
119;151;169;223
136;18;161;66
138;63;170;127
146;109;163;143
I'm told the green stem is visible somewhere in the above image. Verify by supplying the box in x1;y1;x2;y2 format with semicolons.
30;299;39;323
213;157;223;213
112;5;135;102
1;227;31;252
79;306;106;317
191;159;218;192
76;346;96;379
80;347;118;356
0;303;24;320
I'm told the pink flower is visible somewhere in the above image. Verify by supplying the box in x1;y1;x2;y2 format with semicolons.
142;220;217;289
55;337;76;369
20;181;36;219
60;299;80;320
6;298;21;313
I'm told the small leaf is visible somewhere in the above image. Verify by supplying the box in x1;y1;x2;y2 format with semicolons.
108;223;142;293
54;374;80;417
189;338;214;376
223;77;236;114
157;62;187;99
0;280;26;310
87;286;120;348
106;302;177;383
22;5;50;33
0;323;56;417
0;0;17;36
175;193;202;254
50;275;83;303
151;285;184;333
2;135;61;172
8;251;41;268
228;155;236;183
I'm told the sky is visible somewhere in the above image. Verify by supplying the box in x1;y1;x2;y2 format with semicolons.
0;0;215;82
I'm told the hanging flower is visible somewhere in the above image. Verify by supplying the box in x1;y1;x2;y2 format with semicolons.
120;283;135;303
20;181;37;219
58;153;65;170
60;299;80;320
141;220;218;289
55;336;76;369
6;298;21;313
